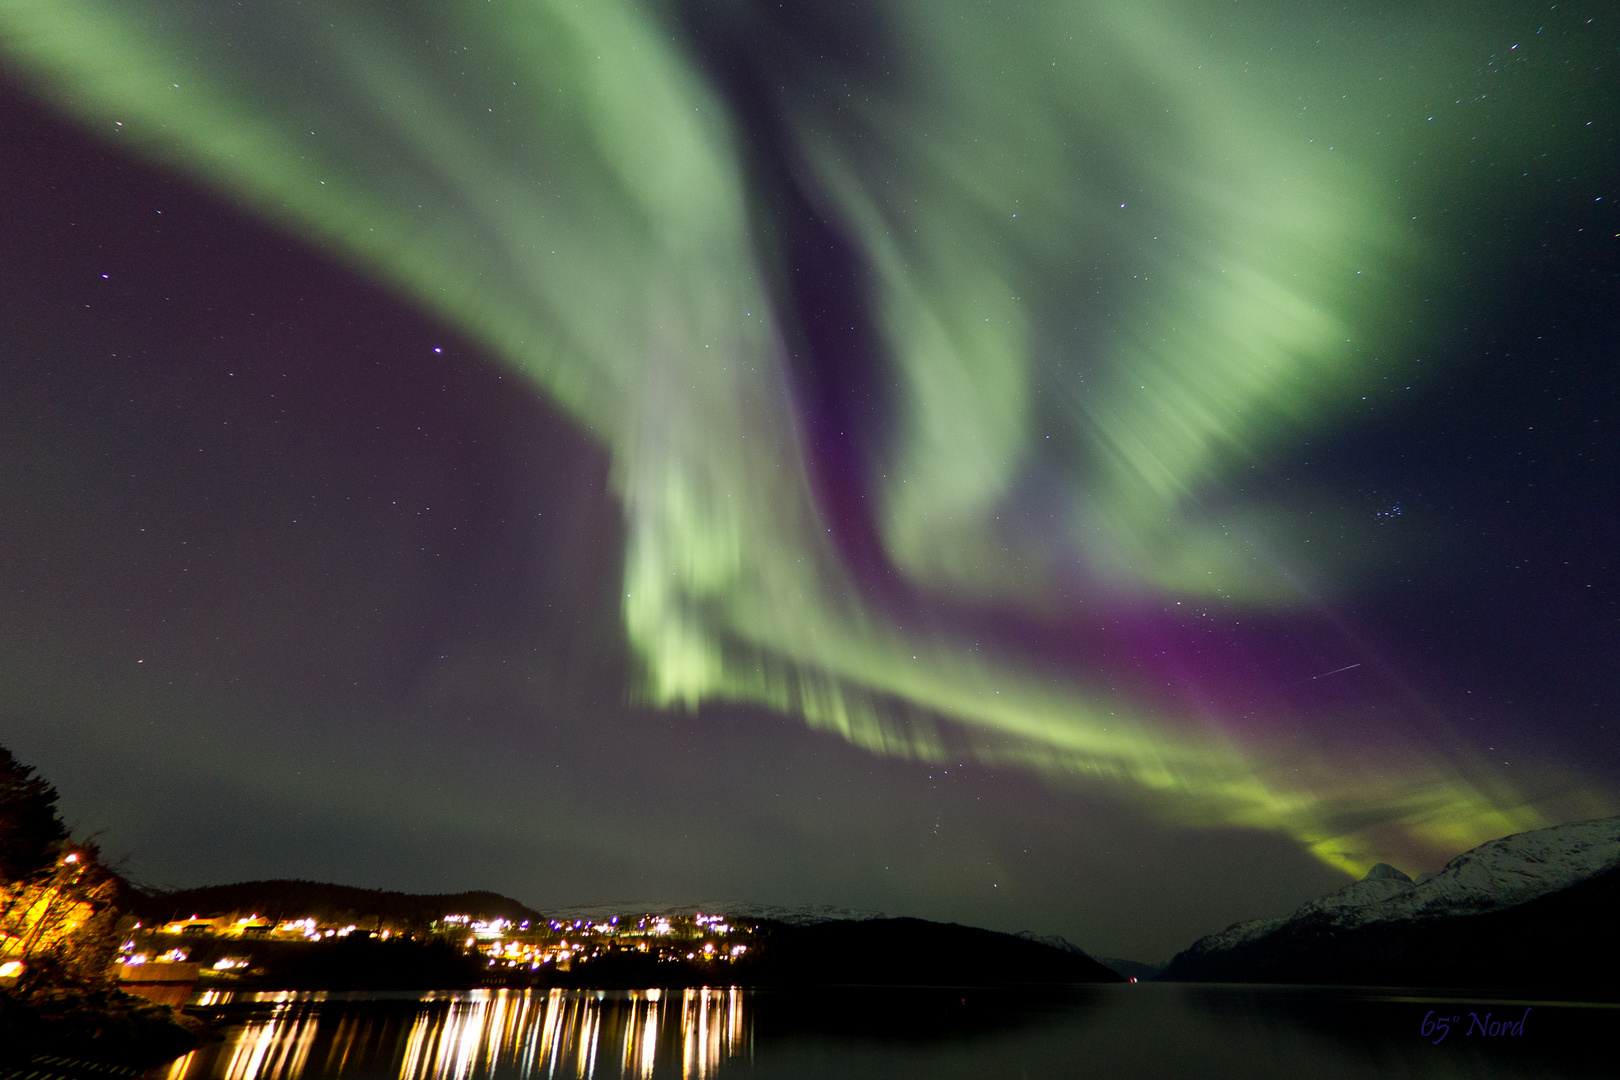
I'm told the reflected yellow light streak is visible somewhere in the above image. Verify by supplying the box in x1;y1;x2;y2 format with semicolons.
164;987;752;1080
220;1013;317;1080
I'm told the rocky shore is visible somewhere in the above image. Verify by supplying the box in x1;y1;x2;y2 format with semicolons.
0;978;208;1068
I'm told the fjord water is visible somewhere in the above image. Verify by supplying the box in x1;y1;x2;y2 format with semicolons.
158;985;1610;1080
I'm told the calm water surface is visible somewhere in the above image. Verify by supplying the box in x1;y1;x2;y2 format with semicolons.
154;984;1613;1080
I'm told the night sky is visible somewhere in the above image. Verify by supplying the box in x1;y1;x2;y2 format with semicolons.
1;1;1616;962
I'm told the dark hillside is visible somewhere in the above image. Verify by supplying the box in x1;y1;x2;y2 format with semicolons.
128;879;541;929
748;917;1124;986
1159;864;1620;996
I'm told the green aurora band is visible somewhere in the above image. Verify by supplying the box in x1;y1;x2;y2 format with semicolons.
2;0;1609;873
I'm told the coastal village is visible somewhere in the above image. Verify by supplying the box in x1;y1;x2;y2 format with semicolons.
118;907;758;998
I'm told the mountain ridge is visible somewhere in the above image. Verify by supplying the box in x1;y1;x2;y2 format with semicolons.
1159;814;1620;995
128;878;544;927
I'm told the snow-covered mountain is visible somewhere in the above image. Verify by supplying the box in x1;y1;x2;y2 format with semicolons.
1160;814;1620;993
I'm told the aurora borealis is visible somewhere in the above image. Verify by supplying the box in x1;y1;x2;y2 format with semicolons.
1;1;1615;959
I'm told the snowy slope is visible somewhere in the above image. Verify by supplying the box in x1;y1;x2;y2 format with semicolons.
1187;814;1620;956
1388;815;1620;922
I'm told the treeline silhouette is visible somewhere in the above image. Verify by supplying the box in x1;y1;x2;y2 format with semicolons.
127;880;542;930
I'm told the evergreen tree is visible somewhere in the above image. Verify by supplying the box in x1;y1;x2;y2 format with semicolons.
0;745;69;883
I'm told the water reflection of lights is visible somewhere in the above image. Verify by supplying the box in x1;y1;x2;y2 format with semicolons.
161;1007;319;1080
161;987;749;1080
